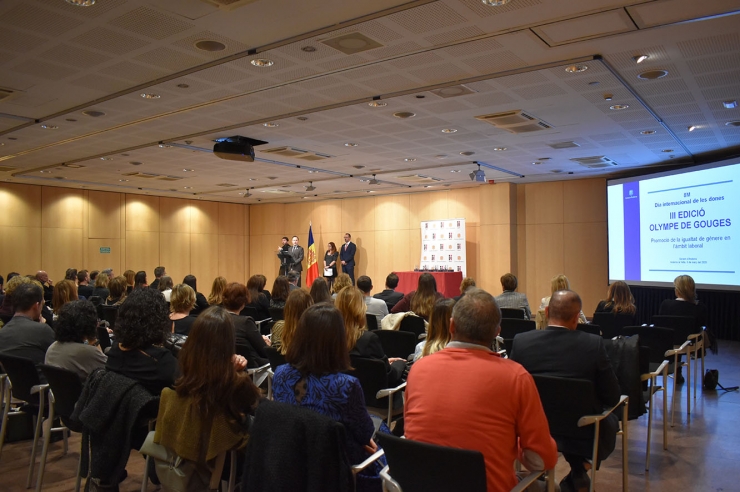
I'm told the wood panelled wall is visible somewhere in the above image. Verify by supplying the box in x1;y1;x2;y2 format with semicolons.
0;183;249;286
0;178;606;312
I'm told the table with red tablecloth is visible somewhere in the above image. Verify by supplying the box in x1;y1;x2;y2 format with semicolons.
395;271;463;298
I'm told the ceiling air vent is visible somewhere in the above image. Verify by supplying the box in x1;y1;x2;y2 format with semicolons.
215;183;237;187
321;32;383;55
156;176;183;181
123;172;159;178
199;0;259;11
261;189;292;194
570;156;617;168
395;174;442;184
263;147;332;161
431;85;477;98
475;110;552;134
549;141;580;149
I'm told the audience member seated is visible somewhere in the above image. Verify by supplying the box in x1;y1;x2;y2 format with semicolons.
77;269;94;299
65;268;78;283
0;275;53;328
223;282;269;368
134;270;148;289
269;276;290;309
169;284;197;336
271;289;313;355
36;270;54;302
308;276;333;305
89;270;99;283
45;300;107;381
330;273;353;299
106;288;178;395
52;279;78;321
413;298;455;361
390;272;444;320
0;282;55;381
405;288;557;492
494;273;532;320
183;275;209;316
245;275;271;321
154;306;259;482
256;274;271;302
273;303;387;490
594;280;636;323
0;274;4;305
208;276;227;306
658;274;707;328
104;276;128;306
357;275;388;329
538;274;587;328
102;268;115;280
511;290;620;492
287;271;300;291
373;272;404;311
337;287;405;387
123;269;135;294
453;277;476;302
158;275;174;302
92;272;110;300
150;266;166;290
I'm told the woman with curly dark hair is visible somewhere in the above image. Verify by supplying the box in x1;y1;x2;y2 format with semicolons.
106;288;178;395
45;300;107;381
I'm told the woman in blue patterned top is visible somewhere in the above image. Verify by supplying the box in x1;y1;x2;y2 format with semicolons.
273;303;385;491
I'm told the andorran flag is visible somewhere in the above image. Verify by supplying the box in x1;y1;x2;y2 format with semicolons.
305;222;319;287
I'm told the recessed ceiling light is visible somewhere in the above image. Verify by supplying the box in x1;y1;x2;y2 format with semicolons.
404;158;417;162
158;144;172;148
424;185;434;188
723;100;738;109
344;142;358;147
263;122;279;128
725;121;740;127
297;116;309;121
565;64;588;73
140;93;160;99
662;149;674;153
393;111;415;119
82;110;105;117
308;170;318;173
481;0;511;5
66;0;95;6
441;129;457;133
532;161;544;165
194;40;226;52
633;54;649;64
637;69;668;80
41;124;58;130
436;155;448;159
176;83;189;89
353;165;365;169
251;58;273;67
39;170;51;173
301;46;317;52
119;179;129;182
182;168;194;172
493;147;507;151
100;157;112;161
588;81;600;86
368;101;387;108
450;170;460;173
130;161;142;165
267;176;278;180
460;151;475;156
609;104;630;110
688;125;698;132
184;186;193;189
65;118;77;122
640;130;656;135
249;178;258;181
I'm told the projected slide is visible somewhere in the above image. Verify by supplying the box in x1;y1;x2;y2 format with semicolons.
608;162;740;289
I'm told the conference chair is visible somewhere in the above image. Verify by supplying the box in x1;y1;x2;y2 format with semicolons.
36;365;85;492
399;315;426;339
0;354;49;489
533;375;629;492
347;355;406;426
499;319;536;354
651;315;705;404
577;323;601;336
376;433;554;492
371;330;417;359
619;328;671;469
592;312;635;339
264;346;288;400
268;306;284;322
500;307;526;319
366;313;379;331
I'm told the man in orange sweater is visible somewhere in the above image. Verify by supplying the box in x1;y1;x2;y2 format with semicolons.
405;288;558;492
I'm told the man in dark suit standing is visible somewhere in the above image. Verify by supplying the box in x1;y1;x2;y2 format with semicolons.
510;290;621;492
287;236;304;287
340;232;356;285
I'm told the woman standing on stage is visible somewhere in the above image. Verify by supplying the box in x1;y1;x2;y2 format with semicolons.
323;241;339;290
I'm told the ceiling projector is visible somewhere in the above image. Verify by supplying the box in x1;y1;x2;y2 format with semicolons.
213;136;267;162
469;167;486;182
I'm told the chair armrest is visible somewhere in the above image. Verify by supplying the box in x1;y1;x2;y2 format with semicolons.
641;360;669;382
255;318;272;327
30;384;49;395
665;340;692;357
351;449;385;474
379;465;402;492
247;363;270;374
511;470;552;492
376;382;407;399
578;395;628;427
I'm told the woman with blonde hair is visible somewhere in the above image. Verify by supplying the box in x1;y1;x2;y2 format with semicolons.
270;289;313;354
595;281;636;317
538;274;587;325
391;273;443;320
170;284;197;336
331;273;353;298
415;298;456;360
52;280;78;317
208;276;227;306
91;273;110;300
336;287;406;386
659;274;707;327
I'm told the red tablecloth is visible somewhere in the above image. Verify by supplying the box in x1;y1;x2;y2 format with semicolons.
395;271;463;298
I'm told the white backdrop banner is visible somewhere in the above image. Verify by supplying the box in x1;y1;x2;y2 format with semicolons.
419;218;466;276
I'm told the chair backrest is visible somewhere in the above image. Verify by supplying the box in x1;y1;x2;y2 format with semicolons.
500;307;525;319
0;353;42;404
365;313;379;331
651;315;697;345
376;433;487;492
101;305;118;327
532;374;596;440
240;306;258;319
96;324;112;352
38;364;84;430
399;316;426;338
371;330;417;359
499;318;536;340
268;306;284;322
346;355;388;408
264;346;287;372
621;326;674;364
592;312;634;339
577;323;601;336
